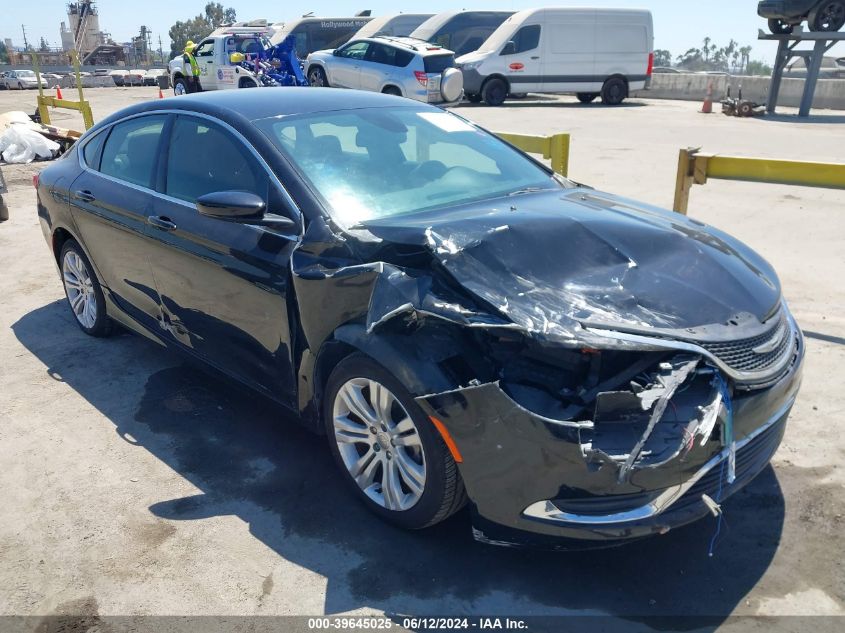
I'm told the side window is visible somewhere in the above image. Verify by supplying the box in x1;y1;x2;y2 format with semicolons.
394;49;414;67
100;116;167;188
502;25;541;55
366;43;396;66
82;130;107;170
194;40;214;57
337;41;369;60
165;116;268;203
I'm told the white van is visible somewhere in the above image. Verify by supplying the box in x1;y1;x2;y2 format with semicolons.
353;13;434;39
457;8;654;106
410;11;514;57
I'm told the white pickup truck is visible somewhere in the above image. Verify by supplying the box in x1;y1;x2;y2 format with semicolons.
169;24;275;94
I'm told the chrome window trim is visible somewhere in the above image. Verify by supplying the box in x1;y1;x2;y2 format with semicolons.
75;109;302;229
522;392;796;526
583;303;801;386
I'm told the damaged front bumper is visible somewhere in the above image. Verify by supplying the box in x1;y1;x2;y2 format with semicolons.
414;323;804;548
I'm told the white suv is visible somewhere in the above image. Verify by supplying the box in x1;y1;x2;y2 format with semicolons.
306;36;463;104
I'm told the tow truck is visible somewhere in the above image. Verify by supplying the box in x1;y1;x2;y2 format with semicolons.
169;20;308;94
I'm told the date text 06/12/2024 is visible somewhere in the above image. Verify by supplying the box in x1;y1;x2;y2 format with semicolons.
306;617;529;630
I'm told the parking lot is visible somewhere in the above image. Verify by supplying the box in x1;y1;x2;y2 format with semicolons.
1;86;844;625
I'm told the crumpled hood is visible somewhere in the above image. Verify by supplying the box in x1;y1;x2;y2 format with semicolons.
360;189;782;344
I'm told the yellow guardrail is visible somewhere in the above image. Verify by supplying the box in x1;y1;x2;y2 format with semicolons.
496;132;570;177
33;51;95;130
673;147;845;214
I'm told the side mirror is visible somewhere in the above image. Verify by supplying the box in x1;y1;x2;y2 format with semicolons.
332;49;340;57
501;41;516;56
197;191;297;230
197;191;266;219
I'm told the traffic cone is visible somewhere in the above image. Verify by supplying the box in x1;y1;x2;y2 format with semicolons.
158;87;164;99
55;85;63;100
701;82;713;114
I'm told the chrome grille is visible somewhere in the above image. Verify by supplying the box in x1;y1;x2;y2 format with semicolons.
699;312;793;375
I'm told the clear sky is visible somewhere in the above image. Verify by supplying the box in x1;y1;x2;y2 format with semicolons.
3;1;843;59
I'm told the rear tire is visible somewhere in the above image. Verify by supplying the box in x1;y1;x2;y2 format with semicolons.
576;92;599;104
60;240;112;337
481;77;507;106
601;76;628;105
323;353;467;530
768;18;794;34
382;85;402;96
809;1;845;32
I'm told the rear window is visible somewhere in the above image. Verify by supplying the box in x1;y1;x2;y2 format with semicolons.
424;54;455;74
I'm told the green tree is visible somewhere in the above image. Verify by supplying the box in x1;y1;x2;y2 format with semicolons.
0;41;9;64
745;60;772;76
39;37;50;52
739;46;753;73
654;49;672;67
168;2;237;58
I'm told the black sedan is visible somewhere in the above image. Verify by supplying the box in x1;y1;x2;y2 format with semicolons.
35;89;804;548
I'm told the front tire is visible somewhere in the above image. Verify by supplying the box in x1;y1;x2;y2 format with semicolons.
323;353;466;530
173;77;188;96
308;67;329;87
481;77;508;106
60;240;112;337
809;1;845;32
601;76;628;105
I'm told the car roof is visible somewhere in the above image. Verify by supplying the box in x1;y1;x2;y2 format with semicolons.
93;88;437;130
364;36;453;55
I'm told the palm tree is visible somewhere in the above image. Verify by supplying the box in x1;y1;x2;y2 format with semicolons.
703;37;712;62
739;46;753;73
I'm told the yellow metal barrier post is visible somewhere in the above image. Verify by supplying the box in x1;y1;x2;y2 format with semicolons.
496;132;571;177
34;50;95;130
673;148;845;214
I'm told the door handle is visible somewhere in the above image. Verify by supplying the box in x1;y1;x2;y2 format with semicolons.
531;56;540;60
147;215;177;231
75;189;95;202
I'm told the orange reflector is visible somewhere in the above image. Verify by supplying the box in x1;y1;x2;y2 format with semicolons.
429;416;463;463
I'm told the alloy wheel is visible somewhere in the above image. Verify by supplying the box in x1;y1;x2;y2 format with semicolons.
332;378;427;511
62;250;98;329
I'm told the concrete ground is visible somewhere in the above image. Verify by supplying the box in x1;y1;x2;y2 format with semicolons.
1;87;844;626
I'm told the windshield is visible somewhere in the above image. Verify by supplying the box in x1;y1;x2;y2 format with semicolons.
255;106;561;227
18;71;35;77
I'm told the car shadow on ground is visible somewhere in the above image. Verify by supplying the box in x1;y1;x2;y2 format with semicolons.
13;300;786;620
761;113;845;124
452;98;648;110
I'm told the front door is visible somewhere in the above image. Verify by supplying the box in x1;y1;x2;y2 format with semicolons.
330;41;369;88
68;114;169;332
193;39;217;90
499;23;544;93
144;114;300;404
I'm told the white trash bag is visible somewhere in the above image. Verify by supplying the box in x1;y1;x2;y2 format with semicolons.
0;124;60;164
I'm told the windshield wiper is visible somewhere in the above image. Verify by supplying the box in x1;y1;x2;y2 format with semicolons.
507;186;554;197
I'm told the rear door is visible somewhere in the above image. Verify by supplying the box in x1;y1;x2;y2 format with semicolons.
360;43;403;92
542;11;598;92
67;114;169;331
329;41;369;88
143;114;300;403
